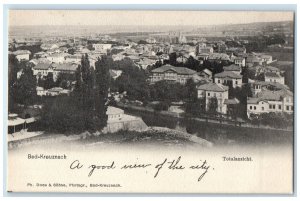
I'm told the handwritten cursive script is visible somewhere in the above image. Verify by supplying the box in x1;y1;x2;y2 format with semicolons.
69;156;213;182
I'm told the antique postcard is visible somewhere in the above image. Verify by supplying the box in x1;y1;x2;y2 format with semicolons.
6;10;294;193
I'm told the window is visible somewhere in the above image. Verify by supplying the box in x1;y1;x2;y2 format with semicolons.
269;105;272;109
286;106;289;111
250;106;252;110
254;106;256;110
235;81;238;84
278;105;281;110
273;105;275;109
207;93;210;97
291;106;294;111
218;80;220;83
262;107;264;111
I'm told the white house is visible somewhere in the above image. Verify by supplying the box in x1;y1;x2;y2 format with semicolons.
65;54;82;64
261;54;273;64
234;57;246;67
197;83;229;114
149;64;197;84
214;71;243;88
46;53;69;64
92;44;112;53
13;50;31;61
146;37;157;44
106;106;124;122
33;62;77;81
264;72;285;85
247;89;293;117
36;87;47;96
250;81;289;96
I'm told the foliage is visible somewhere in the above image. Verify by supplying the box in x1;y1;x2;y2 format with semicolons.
228;84;252;119
40;95;86;133
249;112;293;129
137;40;148;44
95;55;111;130
185;98;206;116
14;65;37;106
43;73;55;89
153;101;170;112
67;48;76;55
169;52;177;66
55;72;76;89
8;54;20;112
110;49;123;55
112;58;149;103
185;78;198;101
41;54;110;133
256;73;265;81
207;97;218;114
185;56;200;71
149;80;187;103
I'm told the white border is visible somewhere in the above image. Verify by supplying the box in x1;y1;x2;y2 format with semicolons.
1;1;299;201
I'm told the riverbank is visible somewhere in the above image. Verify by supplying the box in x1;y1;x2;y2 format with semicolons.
116;102;293;132
116;103;293;146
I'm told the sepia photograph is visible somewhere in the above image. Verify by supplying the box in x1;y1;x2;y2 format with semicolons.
6;9;295;194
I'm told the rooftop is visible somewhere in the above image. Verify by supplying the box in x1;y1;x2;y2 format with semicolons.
197;83;228;92
265;72;281;78
151;64;197;75
214;71;242;79
106;106;124;115
223;64;241;72
224;98;240;105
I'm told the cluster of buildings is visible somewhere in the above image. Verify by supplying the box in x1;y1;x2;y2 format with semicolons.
9;32;293;120
147;38;292;118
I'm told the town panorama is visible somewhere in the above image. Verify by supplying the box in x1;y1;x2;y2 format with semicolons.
8;20;294;147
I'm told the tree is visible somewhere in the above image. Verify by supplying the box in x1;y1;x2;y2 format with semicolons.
40;96;86;133
8;54;20;112
37;75;44;87
185;78;197;101
208;97;218;114
14;66;37;106
169;52;177;66
113;58;149;103
256;73;265;81
43;73;55;89
185;98;205;117
72;54;97;131
55;72;76;89
185;56;199;71
68;48;76;55
95;56;111;130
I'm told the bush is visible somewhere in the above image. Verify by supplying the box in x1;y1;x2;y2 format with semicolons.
250;112;293;129
153;101;169;112
40;95;100;133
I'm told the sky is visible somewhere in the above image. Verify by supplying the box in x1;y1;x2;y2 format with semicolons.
9;10;294;26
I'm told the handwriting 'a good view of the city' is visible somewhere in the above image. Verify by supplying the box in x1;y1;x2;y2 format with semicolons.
8;11;294;149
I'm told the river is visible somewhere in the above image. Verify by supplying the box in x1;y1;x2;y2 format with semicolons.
123;108;293;147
